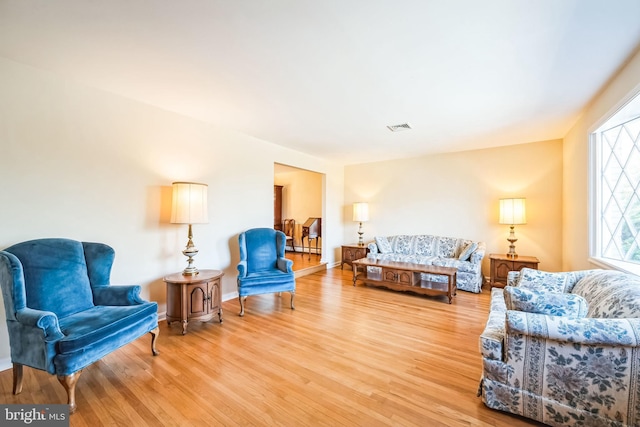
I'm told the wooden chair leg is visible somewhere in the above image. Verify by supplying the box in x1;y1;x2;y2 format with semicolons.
12;363;23;395
239;296;246;317
57;370;82;414
290;291;295;310
149;327;160;356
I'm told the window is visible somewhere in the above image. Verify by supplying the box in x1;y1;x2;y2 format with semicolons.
592;91;640;271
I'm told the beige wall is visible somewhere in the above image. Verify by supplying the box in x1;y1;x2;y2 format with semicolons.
344;140;564;277
274;168;323;251
0;57;345;366
563;48;640;271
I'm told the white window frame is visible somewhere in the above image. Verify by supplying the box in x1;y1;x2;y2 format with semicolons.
589;85;640;276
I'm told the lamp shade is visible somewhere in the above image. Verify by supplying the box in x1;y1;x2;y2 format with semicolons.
352;202;369;222
499;198;526;225
170;182;209;224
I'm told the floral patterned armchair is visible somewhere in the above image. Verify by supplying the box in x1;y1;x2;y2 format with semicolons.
479;268;640;426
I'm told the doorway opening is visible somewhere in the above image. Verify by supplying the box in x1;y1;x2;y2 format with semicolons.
274;163;326;276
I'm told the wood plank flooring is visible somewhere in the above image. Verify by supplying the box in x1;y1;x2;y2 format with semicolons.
286;250;323;271
0;267;538;426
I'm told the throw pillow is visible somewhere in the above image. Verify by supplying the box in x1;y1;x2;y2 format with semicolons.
504;286;588;318
375;236;393;254
458;242;478;261
516;268;569;293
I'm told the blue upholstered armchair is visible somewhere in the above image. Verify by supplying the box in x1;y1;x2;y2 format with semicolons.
0;238;159;413
237;228;295;316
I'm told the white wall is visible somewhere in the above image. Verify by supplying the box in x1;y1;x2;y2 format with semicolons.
563;48;640;271
344;140;564;277
0;57;345;365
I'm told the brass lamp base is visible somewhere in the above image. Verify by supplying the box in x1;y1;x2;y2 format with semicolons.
357;222;364;246
181;224;200;276
181;251;199;276
506;225;518;259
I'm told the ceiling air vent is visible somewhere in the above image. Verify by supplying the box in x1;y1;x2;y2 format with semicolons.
387;123;412;132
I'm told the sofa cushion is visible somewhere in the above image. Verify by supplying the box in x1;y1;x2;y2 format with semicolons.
504;286;588;318
57;302;158;354
389;235;414;255
238;268;295;287
414;235;437;256
572;270;640;318
458;242;478;261
515;268;569;293
431;257;476;273
375;236;393;254
435;237;461;258
370;253;438;266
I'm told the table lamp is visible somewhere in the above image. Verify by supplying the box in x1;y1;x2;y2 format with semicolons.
171;182;209;275
352;202;369;246
499;198;526;259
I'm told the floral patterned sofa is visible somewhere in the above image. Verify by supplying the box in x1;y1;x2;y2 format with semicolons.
366;234;486;293
479;268;640;426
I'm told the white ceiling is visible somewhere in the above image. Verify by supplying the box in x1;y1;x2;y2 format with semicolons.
1;1;640;165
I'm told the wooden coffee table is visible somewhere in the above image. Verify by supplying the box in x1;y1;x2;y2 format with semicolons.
352;258;457;303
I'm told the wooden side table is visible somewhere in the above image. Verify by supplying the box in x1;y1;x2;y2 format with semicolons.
164;269;224;335
489;254;540;289
341;244;369;269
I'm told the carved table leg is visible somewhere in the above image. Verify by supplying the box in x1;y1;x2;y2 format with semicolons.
352;264;358;286
58;370;82;414
181;321;188;335
218;308;223;323
12;363;23;395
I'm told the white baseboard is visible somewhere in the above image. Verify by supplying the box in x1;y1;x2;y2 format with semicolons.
0;357;11;372
223;291;239;302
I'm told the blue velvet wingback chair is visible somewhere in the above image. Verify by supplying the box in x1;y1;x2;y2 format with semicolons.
0;238;159;413
237;228;295;316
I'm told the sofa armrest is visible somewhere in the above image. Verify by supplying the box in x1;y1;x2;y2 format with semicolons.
506;311;640;347
479;288;508;360
15;308;64;342
480;310;506;360
92;285;146;306
237;261;247;278
507;271;520;287
277;257;293;273
367;242;378;255
469;243;486;264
